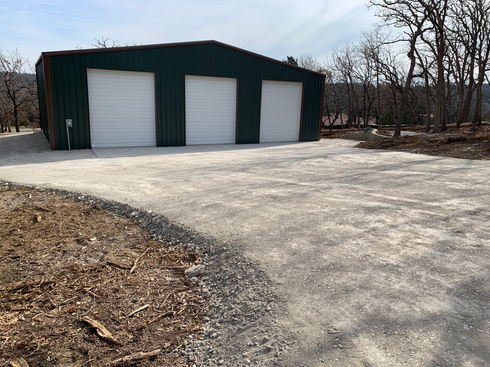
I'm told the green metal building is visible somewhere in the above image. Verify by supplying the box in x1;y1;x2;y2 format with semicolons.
36;40;325;150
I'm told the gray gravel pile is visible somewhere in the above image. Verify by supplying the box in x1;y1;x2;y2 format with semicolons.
2;181;295;366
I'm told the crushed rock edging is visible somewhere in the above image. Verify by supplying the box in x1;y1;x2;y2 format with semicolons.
341;129;390;142
0;180;295;367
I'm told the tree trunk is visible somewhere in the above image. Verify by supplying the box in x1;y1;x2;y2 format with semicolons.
348;75;360;129
13;103;20;132
330;112;339;131
325;96;332;132
425;72;431;132
392;86;397;119
446;73;452;126
433;52;446;133
376;67;381;129
473;47;489;127
460;82;475;125
366;97;375;130
362;87;368;128
455;80;464;128
394;46;417;138
473;79;483;127
408;102;417;127
346;82;353;128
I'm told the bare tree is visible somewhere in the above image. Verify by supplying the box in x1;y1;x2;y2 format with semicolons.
89;37;142;49
413;51;435;131
0;48;37;132
446;4;477;127
91;37;120;48
369;0;430;137
331;45;362;128
437;0;490;128
468;0;490;126
323;68;349;130
298;55;325;73
356;29;407;129
323;70;334;130
416;0;450;133
360;29;391;128
0;82;12;132
321;0;490;136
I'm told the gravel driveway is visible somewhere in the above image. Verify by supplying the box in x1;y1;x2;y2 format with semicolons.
2;133;490;366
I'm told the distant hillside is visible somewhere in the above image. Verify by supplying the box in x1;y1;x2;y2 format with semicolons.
24;73;36;83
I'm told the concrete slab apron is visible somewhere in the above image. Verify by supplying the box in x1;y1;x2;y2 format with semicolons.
2;140;490;366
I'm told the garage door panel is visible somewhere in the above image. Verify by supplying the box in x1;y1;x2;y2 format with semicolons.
90;128;155;136
260;81;302;143
87;69;156;148
185;75;236;145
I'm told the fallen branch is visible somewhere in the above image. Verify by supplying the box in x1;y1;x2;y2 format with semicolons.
6;278;55;292
111;349;160;365
81;357;98;366
57;296;78;307
159;292;172;308
82;316;120;344
147;311;176;325
8;307;31;312
170;343;184;355
122;304;149;319
129;248;150;274
1;339;9;350
106;261;132;270
84;289;100;298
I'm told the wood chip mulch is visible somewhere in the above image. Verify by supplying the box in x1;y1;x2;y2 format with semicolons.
0;186;206;366
323;122;490;160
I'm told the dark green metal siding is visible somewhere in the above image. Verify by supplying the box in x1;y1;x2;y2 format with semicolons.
36;60;49;142
42;42;323;149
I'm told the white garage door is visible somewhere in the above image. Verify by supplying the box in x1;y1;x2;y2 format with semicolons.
87;69;156;148
185;75;236;145
259;81;303;143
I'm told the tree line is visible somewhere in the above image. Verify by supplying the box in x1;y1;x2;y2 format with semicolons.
0;48;38;133
286;0;490;138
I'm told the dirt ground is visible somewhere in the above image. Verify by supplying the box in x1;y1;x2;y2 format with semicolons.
0;186;206;367
322;122;490;160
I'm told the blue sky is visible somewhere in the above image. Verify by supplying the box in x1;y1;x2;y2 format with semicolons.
0;0;377;65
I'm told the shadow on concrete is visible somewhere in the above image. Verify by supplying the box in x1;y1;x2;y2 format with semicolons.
0;131;50;157
281;237;490;366
91;141;303;159
0;135;315;167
